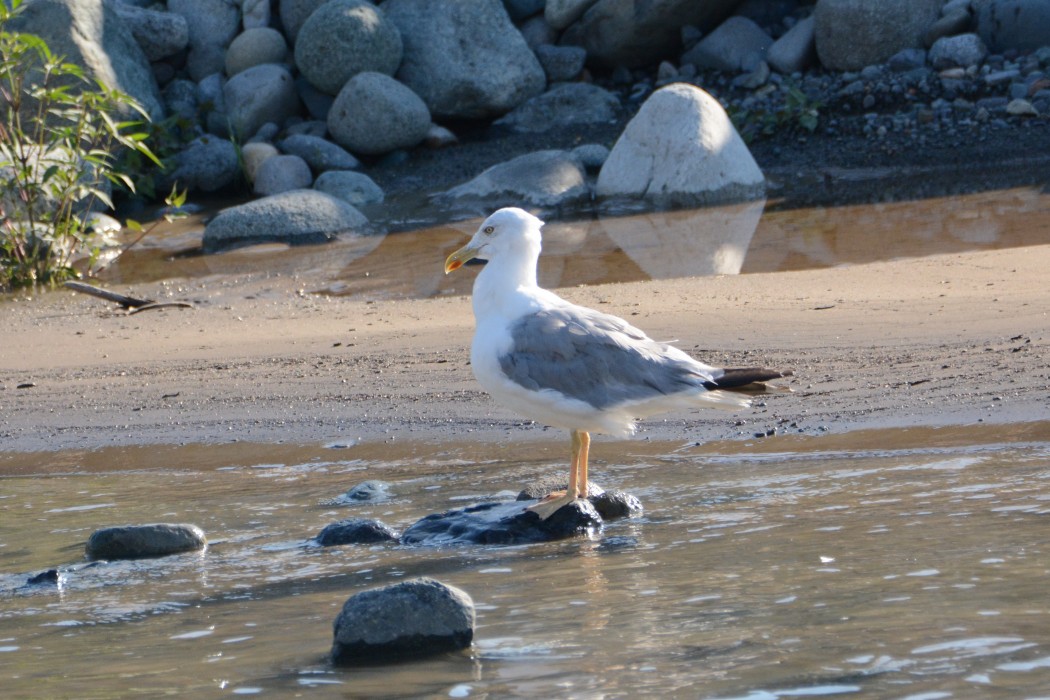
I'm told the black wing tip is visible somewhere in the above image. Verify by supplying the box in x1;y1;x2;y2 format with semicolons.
707;367;793;390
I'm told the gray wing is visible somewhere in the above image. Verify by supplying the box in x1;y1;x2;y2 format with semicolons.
498;306;717;410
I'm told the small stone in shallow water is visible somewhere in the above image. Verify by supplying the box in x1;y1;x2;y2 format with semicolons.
315;518;399;546
26;569;60;586
85;523;206;560
342;480;392;503
331;577;474;665
590;490;644;519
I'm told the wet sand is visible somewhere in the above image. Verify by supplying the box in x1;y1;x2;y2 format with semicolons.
2;242;1047;455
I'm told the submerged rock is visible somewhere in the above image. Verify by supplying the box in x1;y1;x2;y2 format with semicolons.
316;518;399;546
400;499;602;545
441;149;590;208
85;523;206;560
341;480;393;503
331;577;475;664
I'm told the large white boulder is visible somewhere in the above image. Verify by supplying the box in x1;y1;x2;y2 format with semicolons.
596;83;764;206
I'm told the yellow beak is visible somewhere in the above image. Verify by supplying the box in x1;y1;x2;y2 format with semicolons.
444;244;480;274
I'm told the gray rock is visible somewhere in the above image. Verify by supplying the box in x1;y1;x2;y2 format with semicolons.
534;44;587;82
253;154;313;195
442;150;590;208
571;143;610;171
401;500;602;545
248;122;280;143
682;16;773;73
241;141;279;182
814;0;942;72
519;14;557;49
225;27;288;77
929;33;988;70
86;523;206;560
223;63;300;140
314;170;384;206
517;475;605;500
331;578;475;664
7;0;163;119
424;123;459;148
975;0;1050;53
568;0;740;68
887;47;927;72
202;189;367;252
295;0;403;95
494;83;619;133
591;490;644;519
327;72;430;155
315;518;399;545
767;14;816;75
164;136;240;192
545;0;597;30
284;120;328;138
110;1;190;62
503;0;545;21
168;0;240;81
197;72;225;116
295;75;336;121
596;83;764;206
242;0;271;29
923;8;973;47
163;79;199;121
1006;98;1038;115
279;0;328;43
384;0;546;119
279;134;361;172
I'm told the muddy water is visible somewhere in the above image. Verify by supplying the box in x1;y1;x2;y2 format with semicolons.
97;185;1050;300
2;422;1049;698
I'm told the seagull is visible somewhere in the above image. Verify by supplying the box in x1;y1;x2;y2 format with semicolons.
444;207;791;519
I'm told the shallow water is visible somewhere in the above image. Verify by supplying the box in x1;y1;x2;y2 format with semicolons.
2;422;1049;698
95;185;1050;300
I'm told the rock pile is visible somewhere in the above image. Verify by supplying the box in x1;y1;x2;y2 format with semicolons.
10;0;1050;245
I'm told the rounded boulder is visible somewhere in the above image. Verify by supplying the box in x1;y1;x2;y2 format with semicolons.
331;578;475;664
295;0;403;95
225;27;289;76
86;523;207;560
596;83;764;207
327;72;430;155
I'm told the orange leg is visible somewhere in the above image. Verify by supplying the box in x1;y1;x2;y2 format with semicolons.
528;429;588;519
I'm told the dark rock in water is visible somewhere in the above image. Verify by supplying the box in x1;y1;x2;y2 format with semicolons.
516;476;605;501
26;569;60;586
316;518;399;546
331;577;474;665
401;499;602;546
343;480;392;503
517;478;643;520
85;523;207;560
591;490;644;519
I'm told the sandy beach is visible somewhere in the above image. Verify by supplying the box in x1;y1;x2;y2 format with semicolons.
2;241;1047;456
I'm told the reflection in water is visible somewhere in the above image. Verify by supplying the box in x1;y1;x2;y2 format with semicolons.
94;186;1050;300
600;200;765;277
2;423;1050;697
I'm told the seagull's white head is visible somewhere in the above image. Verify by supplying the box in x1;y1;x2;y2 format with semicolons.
444;207;544;274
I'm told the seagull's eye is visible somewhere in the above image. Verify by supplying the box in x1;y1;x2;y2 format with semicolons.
483;226;495;235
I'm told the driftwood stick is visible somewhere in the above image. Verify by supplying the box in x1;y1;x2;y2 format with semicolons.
128;301;193;315
64;281;154;308
64;281;192;313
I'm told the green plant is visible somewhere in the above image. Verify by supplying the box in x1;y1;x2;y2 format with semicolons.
729;84;822;143
0;0;165;290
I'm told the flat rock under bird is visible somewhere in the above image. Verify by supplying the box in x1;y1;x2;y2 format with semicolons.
444;207;791;519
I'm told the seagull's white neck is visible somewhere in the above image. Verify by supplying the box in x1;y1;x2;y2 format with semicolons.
471;236;541;320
